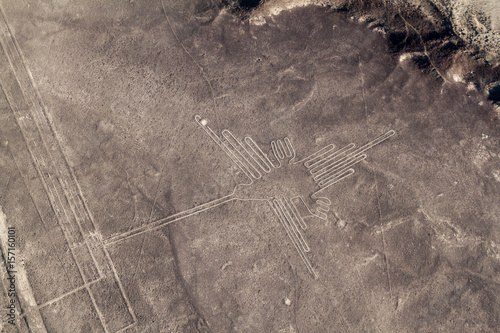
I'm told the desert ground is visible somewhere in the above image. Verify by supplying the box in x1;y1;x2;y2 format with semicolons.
0;0;499;332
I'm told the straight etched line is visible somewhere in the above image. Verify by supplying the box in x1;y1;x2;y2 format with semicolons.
7;145;82;288
301;144;336;167
317;131;395;175
283;137;295;159
289;199;308;230
195;116;253;181
37;278;103;309
57;176;103;278
0;0;114;277
75;182;139;327
223;130;264;176
160;0;222;133
308;143;356;174
87;284;110;333
105;195;236;246
0;86;92;286
272;140;284;160
314;153;362;181
271;199;317;278
0;8;115;329
281;198;310;252
316;155;367;185
244;137;272;173
373;168;393;302
102;246;138;323
114;321;137;333
222;130;261;179
359;56;395;305
313;169;355;194
277;140;287;157
221;140;256;179
0;15;98;281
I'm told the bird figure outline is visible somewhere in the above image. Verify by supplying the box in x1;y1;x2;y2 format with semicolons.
106;115;395;279
194;116;395;278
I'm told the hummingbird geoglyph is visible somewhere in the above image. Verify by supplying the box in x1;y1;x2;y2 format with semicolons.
105;115;395;278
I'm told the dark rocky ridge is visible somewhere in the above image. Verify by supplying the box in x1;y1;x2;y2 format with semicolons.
222;0;500;118
237;0;262;8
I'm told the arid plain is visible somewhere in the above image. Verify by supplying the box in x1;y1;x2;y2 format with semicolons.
0;0;499;332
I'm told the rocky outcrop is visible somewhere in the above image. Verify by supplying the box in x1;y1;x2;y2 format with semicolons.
225;0;500;110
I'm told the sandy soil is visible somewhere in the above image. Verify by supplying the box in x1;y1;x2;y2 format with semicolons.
0;0;498;332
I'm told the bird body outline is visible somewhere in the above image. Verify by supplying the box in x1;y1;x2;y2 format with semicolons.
194;116;395;278
105;115;395;278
